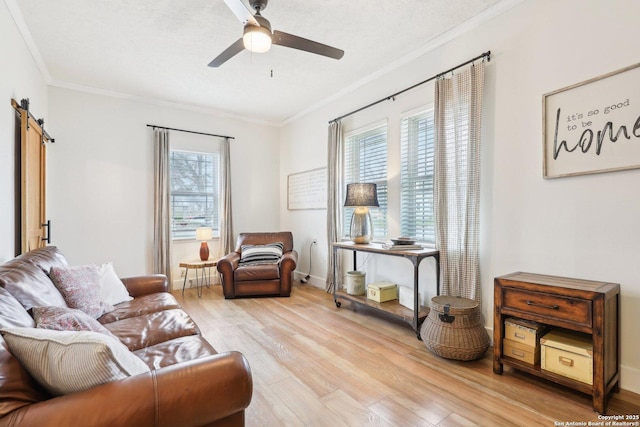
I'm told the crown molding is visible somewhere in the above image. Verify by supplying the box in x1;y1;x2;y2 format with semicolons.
48;79;281;128
281;0;526;126
4;0;51;83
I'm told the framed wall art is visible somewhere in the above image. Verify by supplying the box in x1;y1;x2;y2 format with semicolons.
287;167;327;210
543;62;640;178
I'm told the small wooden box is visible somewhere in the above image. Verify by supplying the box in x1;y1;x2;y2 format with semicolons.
504;318;548;347
367;282;398;303
541;330;593;385
503;338;539;365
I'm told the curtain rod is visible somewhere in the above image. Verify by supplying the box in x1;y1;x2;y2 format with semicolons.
329;50;491;124
146;124;234;140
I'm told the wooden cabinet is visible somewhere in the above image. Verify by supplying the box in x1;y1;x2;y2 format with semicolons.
493;272;620;414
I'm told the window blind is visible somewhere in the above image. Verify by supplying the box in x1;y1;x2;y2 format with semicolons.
170;150;220;239
343;125;388;239
400;109;435;244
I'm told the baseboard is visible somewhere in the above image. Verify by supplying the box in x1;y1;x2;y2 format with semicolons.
294;271;325;289
172;278;192;292
172;277;219;292
620;364;640;394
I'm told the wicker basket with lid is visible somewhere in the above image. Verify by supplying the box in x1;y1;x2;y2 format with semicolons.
420;295;490;361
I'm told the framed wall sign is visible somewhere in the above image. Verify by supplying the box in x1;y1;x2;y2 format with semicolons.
543;62;640;178
287;167;327;210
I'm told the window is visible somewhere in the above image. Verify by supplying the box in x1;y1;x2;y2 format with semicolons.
400;109;435;244
170;150;220;239
343;124;388;239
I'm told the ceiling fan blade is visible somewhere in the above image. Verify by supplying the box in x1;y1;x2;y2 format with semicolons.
272;30;344;60
208;38;245;67
224;0;259;26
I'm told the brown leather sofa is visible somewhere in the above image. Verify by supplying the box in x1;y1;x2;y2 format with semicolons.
217;232;298;298
0;246;252;427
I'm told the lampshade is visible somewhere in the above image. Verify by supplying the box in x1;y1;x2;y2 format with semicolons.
243;25;272;53
344;183;379;244
344;183;380;207
195;227;213;241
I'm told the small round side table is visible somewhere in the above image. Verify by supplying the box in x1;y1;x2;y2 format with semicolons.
179;260;217;298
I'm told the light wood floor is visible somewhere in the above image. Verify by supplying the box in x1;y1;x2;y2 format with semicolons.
174;283;640;427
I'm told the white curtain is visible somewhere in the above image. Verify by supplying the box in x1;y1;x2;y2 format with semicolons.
326;120;343;292
219;137;234;256
434;62;485;305
153;128;172;281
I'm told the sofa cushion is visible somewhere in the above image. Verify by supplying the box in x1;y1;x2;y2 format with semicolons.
0;259;68;311
239;242;284;266
23;246;69;274
235;263;280;281
32;306;117;339
0;327;150;396
99;262;133;306
49;265;114;318
134;335;217;370
98;292;181;324
103;309;200;351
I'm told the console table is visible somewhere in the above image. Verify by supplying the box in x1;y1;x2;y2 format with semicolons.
493;272;620;413
332;242;440;339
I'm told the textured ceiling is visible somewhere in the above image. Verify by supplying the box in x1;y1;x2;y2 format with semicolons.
13;0;504;125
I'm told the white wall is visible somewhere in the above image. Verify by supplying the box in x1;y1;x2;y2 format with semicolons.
0;1;48;262
47;87;281;284
280;0;640;393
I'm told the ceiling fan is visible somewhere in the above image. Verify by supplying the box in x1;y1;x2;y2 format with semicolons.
208;0;345;67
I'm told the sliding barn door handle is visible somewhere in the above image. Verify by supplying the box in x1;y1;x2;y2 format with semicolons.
41;220;51;244
526;300;558;310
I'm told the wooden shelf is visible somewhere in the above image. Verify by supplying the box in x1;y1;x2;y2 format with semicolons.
334;290;429;324
500;355;593;395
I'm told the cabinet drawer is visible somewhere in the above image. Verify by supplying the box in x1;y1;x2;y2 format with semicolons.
502;288;592;328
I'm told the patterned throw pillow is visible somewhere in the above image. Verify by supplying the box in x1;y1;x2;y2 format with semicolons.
49;265;114;318
239;242;284;266
32;306;118;340
0;327;150;396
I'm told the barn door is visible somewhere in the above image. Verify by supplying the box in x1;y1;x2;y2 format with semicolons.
12;99;52;254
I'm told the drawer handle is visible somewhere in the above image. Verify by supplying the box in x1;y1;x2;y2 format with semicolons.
514;332;526;340
511;349;526;358
526;300;559;310
559;356;574;367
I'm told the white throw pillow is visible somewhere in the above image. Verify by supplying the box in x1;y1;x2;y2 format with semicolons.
99;262;133;306
0;327;150;396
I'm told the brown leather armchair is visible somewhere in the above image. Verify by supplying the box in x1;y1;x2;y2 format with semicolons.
217;232;298;298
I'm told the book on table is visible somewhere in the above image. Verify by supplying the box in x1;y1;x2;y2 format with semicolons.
381;242;423;250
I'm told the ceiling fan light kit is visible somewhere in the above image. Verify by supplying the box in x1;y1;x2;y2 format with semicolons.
210;0;344;68
243;23;272;53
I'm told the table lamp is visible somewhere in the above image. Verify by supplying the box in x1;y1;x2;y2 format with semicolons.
195;227;213;261
344;183;379;244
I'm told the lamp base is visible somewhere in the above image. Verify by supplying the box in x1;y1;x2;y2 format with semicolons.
199;242;210;261
349;207;373;244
